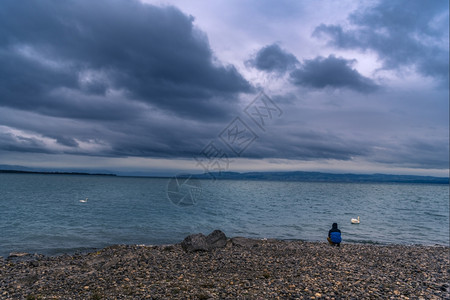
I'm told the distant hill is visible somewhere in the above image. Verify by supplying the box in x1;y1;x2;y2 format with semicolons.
1;164;448;183
189;171;449;184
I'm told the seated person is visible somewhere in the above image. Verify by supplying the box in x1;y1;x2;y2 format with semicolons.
327;223;342;246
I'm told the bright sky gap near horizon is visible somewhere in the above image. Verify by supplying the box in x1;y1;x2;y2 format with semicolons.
0;0;448;177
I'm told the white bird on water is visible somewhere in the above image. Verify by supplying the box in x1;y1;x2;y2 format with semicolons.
79;197;88;203
351;216;360;224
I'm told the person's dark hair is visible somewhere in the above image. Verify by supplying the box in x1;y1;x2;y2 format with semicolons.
332;223;338;229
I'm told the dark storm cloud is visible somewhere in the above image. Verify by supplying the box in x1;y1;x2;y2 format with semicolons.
371;138;450;169
0;131;51;154
248;44;377;92
0;0;447;174
239;125;449;170
0;0;251;120
246;43;299;74
313;0;449;83
290;55;378;92
242;128;370;161
0;105;224;158
52;136;79;148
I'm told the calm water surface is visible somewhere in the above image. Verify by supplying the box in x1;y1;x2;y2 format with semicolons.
0;174;448;257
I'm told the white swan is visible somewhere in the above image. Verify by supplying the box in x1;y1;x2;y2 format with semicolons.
351;216;360;224
79;197;88;203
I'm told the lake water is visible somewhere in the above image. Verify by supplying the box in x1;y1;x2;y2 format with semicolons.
0;173;448;257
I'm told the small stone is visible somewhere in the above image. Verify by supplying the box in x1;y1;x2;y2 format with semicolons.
84;286;89;290
315;292;322;297
30;261;39;267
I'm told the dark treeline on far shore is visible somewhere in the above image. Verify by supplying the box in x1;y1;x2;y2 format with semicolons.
0;169;116;176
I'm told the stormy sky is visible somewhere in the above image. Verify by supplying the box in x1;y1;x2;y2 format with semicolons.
0;0;448;176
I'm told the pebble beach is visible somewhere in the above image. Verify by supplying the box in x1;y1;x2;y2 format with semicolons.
1;237;449;299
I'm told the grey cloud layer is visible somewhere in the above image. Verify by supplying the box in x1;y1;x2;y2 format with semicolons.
246;44;299;73
290;55;378;92
0;0;447;172
313;0;449;83
249;44;378;92
0;0;251;121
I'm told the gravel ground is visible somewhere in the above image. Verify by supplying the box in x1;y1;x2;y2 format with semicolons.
0;238;448;299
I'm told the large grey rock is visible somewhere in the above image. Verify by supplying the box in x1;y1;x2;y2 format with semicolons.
206;230;227;249
181;233;209;252
181;230;228;252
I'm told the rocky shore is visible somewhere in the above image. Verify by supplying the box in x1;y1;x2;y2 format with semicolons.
1;232;449;299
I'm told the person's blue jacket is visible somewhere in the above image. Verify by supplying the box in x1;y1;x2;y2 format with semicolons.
328;223;342;243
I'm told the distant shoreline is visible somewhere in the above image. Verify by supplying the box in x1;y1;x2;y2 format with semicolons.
1;169;448;184
188;171;450;184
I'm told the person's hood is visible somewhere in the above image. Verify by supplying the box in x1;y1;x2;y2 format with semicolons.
332;223;338;229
